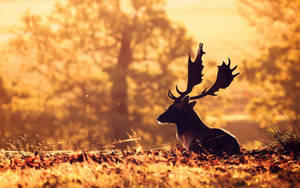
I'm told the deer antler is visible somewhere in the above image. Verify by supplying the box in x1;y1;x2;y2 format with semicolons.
168;43;239;101
168;43;205;101
190;58;239;100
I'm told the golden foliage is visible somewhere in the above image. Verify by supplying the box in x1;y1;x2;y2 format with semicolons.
237;0;300;127
0;146;300;187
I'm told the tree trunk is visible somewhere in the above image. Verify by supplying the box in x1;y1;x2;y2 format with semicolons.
0;76;9;145
110;32;132;139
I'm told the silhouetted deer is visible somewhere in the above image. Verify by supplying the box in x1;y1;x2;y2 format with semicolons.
157;43;240;156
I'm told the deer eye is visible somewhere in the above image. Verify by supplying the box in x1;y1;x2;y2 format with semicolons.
168;105;177;112
168;105;177;111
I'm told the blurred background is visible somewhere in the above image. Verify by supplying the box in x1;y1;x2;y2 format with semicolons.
0;0;299;150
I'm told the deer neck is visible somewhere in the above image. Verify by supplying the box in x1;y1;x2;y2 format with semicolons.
176;110;210;135
174;110;209;148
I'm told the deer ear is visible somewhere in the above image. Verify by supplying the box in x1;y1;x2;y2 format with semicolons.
182;96;190;104
189;101;196;108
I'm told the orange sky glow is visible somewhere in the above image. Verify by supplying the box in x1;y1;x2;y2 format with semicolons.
0;0;259;63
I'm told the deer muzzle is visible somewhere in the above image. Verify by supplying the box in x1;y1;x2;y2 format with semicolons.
157;112;170;124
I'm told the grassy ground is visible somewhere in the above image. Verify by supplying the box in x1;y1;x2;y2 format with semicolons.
0;145;299;188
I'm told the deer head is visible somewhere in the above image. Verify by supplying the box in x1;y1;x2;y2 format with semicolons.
157;95;196;124
157;43;239;124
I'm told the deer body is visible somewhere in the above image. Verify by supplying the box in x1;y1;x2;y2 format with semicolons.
158;96;240;155
158;43;240;156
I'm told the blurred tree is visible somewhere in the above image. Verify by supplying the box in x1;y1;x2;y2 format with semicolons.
0;75;9;106
237;0;300;126
0;64;57;150
6;0;193;148
0;74;10;136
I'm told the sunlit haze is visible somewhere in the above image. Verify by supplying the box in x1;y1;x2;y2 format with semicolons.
0;1;299;186
0;0;259;62
0;0;267;148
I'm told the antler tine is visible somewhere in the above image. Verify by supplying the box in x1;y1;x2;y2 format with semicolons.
168;43;206;101
190;58;239;100
168;90;177;100
175;85;186;95
168;86;186;101
175;53;197;95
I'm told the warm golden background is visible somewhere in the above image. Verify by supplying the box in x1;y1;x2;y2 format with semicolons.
0;0;299;150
